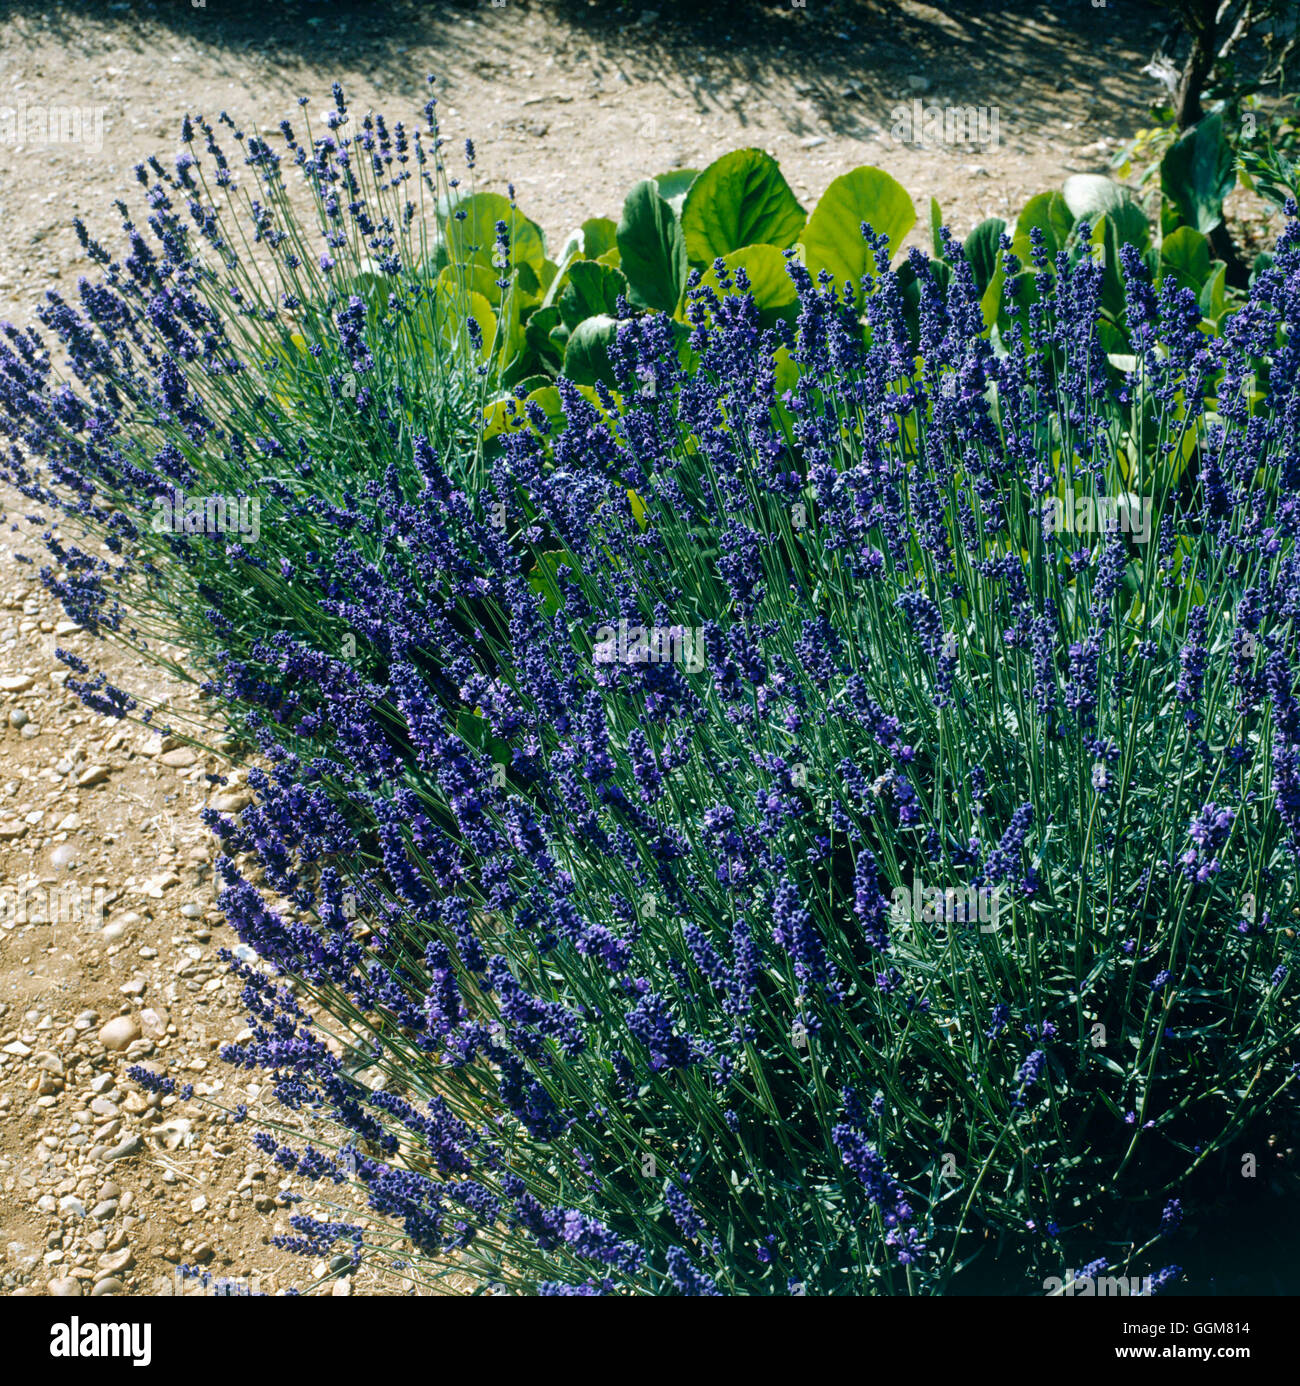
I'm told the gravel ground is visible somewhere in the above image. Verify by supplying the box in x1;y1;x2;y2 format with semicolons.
0;0;1286;1297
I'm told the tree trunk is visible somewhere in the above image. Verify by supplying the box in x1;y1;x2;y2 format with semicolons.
1172;0;1220;129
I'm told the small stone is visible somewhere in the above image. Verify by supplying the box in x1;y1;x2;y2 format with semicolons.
190;1194;208;1214
209;790;251;813
0;674;34;692
8;708;28;728
192;1242;214;1264
91;1277;124;1296
20;724;39;739
180;903;203;919
91;1200;119;1221
99;1246;134;1275
58;1196;86;1219
139;1007;169;1040
159;747;197;768
2;1040;31;1056
103;1134;143;1163
48;1276;82;1296
0;820;27;840
50;842;78;868
76;765;111;788
119;977;147;997
101;922;127;943
98;1016;140;1051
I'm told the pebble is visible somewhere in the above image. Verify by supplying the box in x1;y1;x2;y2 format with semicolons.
159;747;197;768
91;1277;124;1296
139;1006;169;1040
8;708;28;728
20;724;39;739
58;1196;86;1219
98;1015;140;1051
0;674;34;692
50;842;78;868
47;1276;82;1296
91;1200;119;1221
99;1246;134;1275
76;765;111;788
103;1133;143;1163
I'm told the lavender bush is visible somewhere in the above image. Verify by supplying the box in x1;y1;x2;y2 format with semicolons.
4;93;1300;1294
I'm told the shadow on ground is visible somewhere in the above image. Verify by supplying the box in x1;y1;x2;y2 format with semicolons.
2;0;1177;142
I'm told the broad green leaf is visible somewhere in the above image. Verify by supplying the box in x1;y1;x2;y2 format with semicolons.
1063;178;1148;258
524;304;564;366
1161;112;1235;233
437;263;503;309
558;260;631;330
681;149;806;263
483;385;566;441
655;169;700;216
1160;225;1212;294
801;166;916;290
441;192;547;277
1014;191;1074;255
1198;260;1227;322
1089;214;1133;323
578;217;619;261
1062;174;1133;224
435;288;496;364
962;218;1006;295
690;243;799;328
616;179;688;313
562;314;621;388
979;234;1043;332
